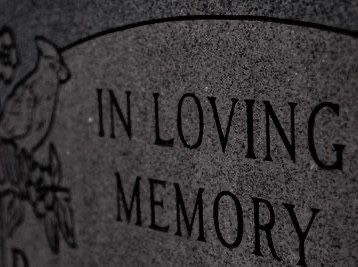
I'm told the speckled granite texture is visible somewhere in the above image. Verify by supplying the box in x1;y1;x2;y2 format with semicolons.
0;1;357;266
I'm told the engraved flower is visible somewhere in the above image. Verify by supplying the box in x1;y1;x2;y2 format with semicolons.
0;26;19;84
26;144;77;253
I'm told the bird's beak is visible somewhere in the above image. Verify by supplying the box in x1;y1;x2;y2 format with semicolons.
35;37;58;58
58;63;71;83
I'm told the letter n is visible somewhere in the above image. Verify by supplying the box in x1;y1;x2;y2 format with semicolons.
264;101;296;162
109;89;132;139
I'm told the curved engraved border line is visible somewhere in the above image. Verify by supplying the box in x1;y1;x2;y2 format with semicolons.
60;15;358;51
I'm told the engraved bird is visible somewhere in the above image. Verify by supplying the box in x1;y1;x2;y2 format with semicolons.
0;37;70;153
0;36;76;260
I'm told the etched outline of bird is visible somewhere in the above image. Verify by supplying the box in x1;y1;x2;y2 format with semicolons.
0;28;77;267
0;36;71;153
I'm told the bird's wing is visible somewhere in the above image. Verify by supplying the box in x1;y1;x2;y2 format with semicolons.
0;82;36;139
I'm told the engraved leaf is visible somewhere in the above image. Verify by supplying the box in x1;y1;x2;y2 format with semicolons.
56;196;77;248
44;211;59;254
0;26;19;85
13;148;29;189
0;141;29;187
5;194;24;237
49;144;62;185
0;141;17;185
0;142;11;185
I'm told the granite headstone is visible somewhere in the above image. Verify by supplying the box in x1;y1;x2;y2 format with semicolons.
0;1;357;266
